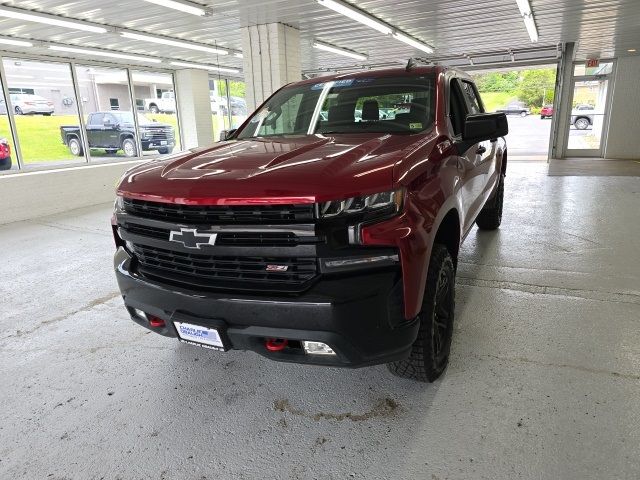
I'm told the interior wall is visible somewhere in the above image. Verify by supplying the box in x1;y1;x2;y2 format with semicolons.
605;56;640;159
0;161;142;225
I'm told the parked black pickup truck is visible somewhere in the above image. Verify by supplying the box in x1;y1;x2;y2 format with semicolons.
61;111;175;157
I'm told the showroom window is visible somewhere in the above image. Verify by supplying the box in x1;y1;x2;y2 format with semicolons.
74;65;138;161
131;70;181;157
0;75;17;173
2;58;83;167
210;77;248;141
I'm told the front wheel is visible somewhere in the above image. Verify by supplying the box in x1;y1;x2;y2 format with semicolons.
520;111;527;117
387;244;456;382
476;174;504;230
149;105;160;114
122;138;137;157
15;106;23;115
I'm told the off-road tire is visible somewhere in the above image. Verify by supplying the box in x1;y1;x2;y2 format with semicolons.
387;244;456;382
475;175;504;230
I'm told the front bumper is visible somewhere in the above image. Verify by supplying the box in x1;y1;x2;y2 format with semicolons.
141;140;175;150
114;247;419;367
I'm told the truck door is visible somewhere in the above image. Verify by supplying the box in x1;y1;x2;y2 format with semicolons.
102;113;120;148
458;80;496;211
448;78;484;233
86;113;103;148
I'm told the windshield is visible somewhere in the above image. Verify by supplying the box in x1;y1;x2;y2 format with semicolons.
237;75;435;139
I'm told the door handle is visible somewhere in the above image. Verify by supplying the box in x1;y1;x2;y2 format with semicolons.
476;146;486;155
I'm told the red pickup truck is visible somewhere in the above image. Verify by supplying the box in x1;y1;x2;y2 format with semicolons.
113;66;508;382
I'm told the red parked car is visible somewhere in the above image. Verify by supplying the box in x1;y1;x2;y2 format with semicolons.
112;66;508;382
540;104;554;119
0;138;11;171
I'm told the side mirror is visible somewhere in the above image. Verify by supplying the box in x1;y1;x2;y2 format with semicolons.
219;128;237;141
456;113;508;154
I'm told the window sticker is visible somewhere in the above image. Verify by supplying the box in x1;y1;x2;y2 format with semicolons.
409;122;422;130
311;83;326;90
333;79;355;88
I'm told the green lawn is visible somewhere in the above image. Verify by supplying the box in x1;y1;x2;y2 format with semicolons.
479;92;518;112
0;113;244;164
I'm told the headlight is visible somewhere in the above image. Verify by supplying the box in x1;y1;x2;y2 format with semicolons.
318;189;404;219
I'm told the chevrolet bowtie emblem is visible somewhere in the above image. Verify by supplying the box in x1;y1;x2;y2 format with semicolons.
169;228;217;249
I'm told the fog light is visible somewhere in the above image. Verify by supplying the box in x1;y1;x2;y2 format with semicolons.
303;341;336;355
133;308;147;320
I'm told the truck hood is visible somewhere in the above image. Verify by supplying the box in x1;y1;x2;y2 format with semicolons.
118;134;432;204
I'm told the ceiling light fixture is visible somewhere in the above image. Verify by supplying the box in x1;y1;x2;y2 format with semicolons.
316;0;392;35
170;61;239;73
121;31;228;55
515;0;539;43
313;41;367;60
49;45;162;63
0;37;34;47
139;0;211;16
628;48;637;53
316;0;434;54
0;6;107;33
392;32;434;54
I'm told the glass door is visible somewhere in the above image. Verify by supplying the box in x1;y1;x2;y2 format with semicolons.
564;62;613;157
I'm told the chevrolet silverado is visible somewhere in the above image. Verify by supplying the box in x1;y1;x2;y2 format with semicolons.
112;66;508;382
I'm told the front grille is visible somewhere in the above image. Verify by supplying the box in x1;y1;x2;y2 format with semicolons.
131;244;317;292
123;198;315;225
143;128;174;140
123;223;319;246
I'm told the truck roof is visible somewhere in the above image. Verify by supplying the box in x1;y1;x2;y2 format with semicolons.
294;65;470;86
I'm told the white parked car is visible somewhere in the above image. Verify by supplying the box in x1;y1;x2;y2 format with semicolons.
10;94;54;115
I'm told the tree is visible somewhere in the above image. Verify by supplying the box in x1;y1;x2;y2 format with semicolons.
516;69;556;107
474;71;520;92
217;80;246;98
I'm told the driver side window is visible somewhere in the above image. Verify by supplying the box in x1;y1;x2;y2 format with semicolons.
449;79;468;136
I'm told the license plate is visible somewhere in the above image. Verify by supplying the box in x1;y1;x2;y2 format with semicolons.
160;140;167;145
174;321;225;351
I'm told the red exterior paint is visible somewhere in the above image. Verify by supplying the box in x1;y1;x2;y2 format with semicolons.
116;66;507;319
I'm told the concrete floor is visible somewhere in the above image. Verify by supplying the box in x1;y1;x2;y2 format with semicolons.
1;162;639;479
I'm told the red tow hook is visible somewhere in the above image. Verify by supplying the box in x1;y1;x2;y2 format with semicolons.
265;338;288;352
148;315;166;328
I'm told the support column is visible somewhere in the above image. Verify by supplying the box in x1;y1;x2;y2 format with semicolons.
174;68;214;149
549;42;575;159
241;23;301;111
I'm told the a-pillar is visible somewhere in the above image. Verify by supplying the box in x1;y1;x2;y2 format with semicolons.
174;68;214;149
241;23;301;111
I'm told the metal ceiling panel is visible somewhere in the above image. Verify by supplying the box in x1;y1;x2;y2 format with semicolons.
0;0;637;75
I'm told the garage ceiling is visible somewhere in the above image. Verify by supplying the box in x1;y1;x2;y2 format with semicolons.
0;0;638;76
